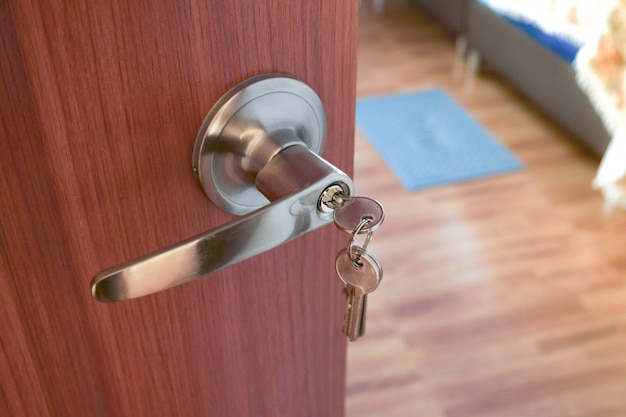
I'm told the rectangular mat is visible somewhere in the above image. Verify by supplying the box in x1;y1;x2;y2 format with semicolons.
356;89;524;191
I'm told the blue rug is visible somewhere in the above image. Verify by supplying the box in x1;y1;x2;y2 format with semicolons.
356;89;524;191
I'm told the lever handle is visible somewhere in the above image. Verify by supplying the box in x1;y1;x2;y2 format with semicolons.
91;74;353;302
92;146;352;302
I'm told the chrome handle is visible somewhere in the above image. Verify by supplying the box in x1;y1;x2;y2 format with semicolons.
91;74;353;302
91;146;351;302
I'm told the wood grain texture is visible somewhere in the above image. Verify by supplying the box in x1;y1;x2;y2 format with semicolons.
0;1;357;416
347;2;626;417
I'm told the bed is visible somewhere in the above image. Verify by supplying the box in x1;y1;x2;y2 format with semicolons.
409;0;626;206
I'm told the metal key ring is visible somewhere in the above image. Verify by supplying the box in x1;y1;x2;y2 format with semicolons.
348;217;374;266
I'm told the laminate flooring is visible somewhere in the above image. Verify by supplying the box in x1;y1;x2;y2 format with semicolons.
347;2;626;416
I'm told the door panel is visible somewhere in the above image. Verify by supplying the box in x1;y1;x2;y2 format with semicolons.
0;1;357;415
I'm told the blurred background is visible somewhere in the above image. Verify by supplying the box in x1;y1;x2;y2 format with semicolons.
347;1;626;416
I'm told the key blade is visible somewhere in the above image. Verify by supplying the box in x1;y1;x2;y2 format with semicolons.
346;286;367;341
342;285;354;338
358;294;368;338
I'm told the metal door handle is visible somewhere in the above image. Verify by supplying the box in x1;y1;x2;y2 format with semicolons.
91;74;353;302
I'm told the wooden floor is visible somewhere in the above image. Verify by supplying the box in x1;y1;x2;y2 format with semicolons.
347;2;626;417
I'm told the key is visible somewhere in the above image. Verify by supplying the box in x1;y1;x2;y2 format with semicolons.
335;246;383;341
336;246;382;340
333;196;385;234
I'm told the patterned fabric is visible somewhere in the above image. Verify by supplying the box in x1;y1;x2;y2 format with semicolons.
574;0;626;207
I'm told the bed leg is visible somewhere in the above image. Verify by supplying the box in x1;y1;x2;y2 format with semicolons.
372;0;385;14
464;48;481;95
454;35;468;79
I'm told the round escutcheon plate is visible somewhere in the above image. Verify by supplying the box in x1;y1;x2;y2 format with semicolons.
192;73;327;215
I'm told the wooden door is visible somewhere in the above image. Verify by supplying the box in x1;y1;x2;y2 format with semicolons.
0;1;357;416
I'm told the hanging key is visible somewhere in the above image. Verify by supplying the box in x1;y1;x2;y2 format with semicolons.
336;245;383;341
333;196;385;235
